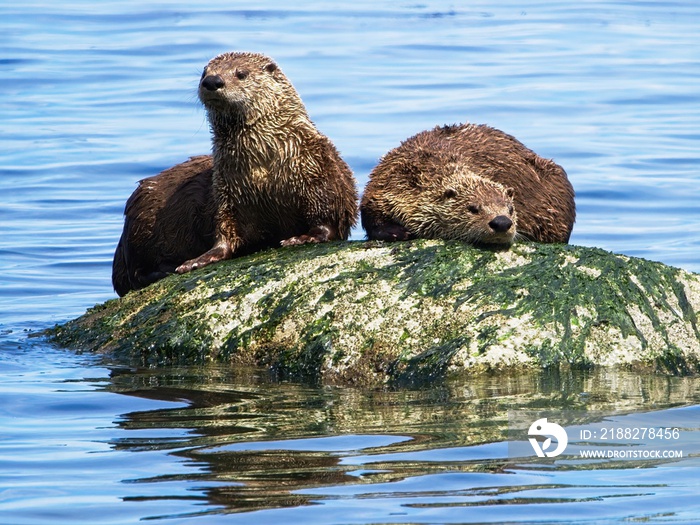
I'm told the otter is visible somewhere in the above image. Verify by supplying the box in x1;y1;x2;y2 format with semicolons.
112;155;215;297
360;123;575;244
361;148;517;245
175;52;358;274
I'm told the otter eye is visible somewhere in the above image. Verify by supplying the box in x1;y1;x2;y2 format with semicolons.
200;68;207;79
264;62;277;73
508;204;514;215
468;204;480;214
443;188;458;199
235;69;249;81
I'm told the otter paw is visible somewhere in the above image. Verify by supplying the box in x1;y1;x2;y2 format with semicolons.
175;255;213;273
280;235;321;246
281;225;335;246
176;244;232;273
177;257;218;273
175;260;198;274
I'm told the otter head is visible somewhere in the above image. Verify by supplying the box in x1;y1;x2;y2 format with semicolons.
198;52;306;125
421;172;517;246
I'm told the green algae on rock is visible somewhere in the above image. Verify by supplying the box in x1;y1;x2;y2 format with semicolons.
48;240;700;385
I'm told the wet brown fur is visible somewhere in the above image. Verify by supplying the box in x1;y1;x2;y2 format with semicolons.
176;52;358;273
112;155;216;297
361;123;575;244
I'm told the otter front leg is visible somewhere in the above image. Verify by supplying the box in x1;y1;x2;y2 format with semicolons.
176;240;233;273
281;225;337;246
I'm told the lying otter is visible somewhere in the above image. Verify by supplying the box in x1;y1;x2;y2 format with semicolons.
361;123;575;244
112;156;215;297
175;52;358;274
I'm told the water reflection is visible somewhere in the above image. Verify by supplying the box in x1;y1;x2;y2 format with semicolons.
106;366;700;517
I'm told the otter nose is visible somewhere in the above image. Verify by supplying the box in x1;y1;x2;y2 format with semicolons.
489;215;513;233
201;74;225;91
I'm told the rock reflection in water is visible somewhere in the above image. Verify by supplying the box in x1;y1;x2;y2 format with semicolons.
106;366;700;517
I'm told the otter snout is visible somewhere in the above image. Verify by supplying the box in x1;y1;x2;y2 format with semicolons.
488;215;513;233
201;74;225;91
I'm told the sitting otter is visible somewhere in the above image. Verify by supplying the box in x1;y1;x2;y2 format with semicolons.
360;123;575;244
175;52;358;274
112;155;215;297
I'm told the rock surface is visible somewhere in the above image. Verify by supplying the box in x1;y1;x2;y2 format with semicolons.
48;240;700;385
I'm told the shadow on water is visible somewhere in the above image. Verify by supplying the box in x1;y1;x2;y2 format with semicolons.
104;365;700;519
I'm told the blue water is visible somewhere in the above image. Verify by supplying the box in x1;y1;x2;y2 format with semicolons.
2;1;700;523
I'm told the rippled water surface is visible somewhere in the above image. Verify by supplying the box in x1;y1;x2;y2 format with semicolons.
2;1;700;523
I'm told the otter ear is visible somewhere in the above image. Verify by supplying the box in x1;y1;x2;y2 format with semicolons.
264;62;278;74
443;187;458;199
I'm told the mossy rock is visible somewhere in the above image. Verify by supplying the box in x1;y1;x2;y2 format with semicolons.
47;240;700;385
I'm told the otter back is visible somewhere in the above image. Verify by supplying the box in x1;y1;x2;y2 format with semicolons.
112;155;216;296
